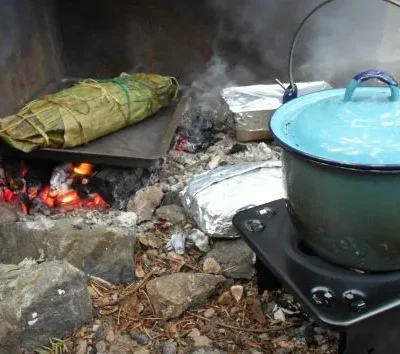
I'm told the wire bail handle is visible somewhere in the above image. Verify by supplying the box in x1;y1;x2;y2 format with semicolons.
283;0;400;103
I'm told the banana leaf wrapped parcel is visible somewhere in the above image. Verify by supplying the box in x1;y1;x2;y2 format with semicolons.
0;73;179;152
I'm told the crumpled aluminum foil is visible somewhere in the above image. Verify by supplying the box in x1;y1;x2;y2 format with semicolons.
221;81;332;142
181;161;286;238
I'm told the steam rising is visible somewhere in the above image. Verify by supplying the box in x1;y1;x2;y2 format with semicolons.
190;0;400;108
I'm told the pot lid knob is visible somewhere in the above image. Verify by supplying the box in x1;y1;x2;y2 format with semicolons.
283;84;298;104
344;69;400;102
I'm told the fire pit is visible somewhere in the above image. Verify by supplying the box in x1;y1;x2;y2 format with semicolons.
0;159;110;215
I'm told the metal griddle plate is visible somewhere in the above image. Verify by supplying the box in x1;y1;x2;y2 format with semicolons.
0;79;187;167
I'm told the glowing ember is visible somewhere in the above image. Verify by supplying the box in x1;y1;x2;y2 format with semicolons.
57;191;80;205
86;194;107;207
73;163;94;176
3;188;16;203
0;161;108;214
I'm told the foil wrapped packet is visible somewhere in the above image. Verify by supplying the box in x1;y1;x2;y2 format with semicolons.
182;161;285;238
221;81;332;142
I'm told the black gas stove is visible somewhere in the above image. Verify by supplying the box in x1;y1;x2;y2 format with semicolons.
233;199;400;354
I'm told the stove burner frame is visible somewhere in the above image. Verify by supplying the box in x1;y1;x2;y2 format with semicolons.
233;199;400;354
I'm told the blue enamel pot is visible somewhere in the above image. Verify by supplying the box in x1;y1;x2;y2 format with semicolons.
270;70;400;272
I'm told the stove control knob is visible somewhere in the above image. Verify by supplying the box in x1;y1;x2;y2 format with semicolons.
310;287;335;306
343;290;367;312
245;219;265;232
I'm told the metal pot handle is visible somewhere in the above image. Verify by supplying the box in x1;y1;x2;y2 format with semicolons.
344;70;400;102
284;0;400;103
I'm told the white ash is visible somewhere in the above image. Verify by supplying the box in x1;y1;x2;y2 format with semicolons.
78;210;137;229
23;209;138;230
18;258;39;268
49;163;74;195
25;217;55;231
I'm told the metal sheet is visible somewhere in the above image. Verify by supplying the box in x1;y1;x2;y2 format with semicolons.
0;79;186;167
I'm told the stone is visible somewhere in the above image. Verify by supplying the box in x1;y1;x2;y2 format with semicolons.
227;143;248;155
133;349;150;354
0;218;136;283
187;229;210;253
127;185;164;222
203;308;216;318
230;285;244;302
190;348;228;354
207;155;221;169
162;341;177;354
75;339;88;354
203;238;255;279
155;204;187;224
95;340;107;353
0;260;92;354
188;329;212;348
129;331;149;345
0;203;18;223
146;273;226;319
217;291;233;306
90;166;150;210
273;308;286;322
202;258;222;275
108;333;136;354
105;329;116;343
162;190;183;207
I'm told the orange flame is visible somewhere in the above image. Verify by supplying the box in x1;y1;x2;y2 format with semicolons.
85;194;107;207
57;191;80;205
73;163;94;176
40;185;55;208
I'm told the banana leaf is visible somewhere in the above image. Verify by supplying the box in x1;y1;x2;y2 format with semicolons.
0;73;179;152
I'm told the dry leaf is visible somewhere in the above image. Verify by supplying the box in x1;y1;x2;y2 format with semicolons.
138;232;161;248
248;298;267;325
166;323;180;340
95;293;118;308
230;285;244;303
122;294;145;317
135;265;145;278
276;340;295;350
167;253;186;272
217;291;234;306
99;306;119;316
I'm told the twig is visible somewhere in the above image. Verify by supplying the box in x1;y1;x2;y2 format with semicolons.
140;289;156;315
182;262;201;271
89;275;114;289
187;312;295;333
89;283;103;297
120;269;157;301
117;306;123;326
217;322;295;333
242;300;247;327
221;265;238;273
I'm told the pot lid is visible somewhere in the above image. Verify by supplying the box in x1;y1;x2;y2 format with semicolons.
270;70;400;169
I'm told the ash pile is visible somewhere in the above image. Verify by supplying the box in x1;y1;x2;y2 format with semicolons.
0;80;338;354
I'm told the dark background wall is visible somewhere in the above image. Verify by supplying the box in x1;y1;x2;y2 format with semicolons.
0;0;62;116
0;0;398;116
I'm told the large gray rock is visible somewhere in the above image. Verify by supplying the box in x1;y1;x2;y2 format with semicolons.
0;218;136;283
0;260;92;354
203;238;255;280
146;273;226;319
